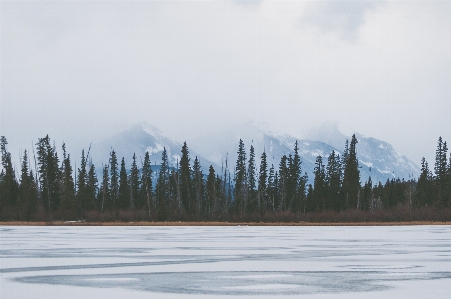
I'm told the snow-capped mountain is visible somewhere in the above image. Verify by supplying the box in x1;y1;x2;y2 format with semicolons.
190;121;339;183
307;123;421;184
90;121;420;185
191;121;421;185
90;123;218;173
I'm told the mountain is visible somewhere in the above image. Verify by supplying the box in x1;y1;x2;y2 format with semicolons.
90;123;218;173
191;121;420;185
307;122;421;184
90;121;420;186
190;121;339;184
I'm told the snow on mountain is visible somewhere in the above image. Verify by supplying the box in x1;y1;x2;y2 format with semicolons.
307;122;421;184
190;121;339;183
90;121;420;186
90;123;218;173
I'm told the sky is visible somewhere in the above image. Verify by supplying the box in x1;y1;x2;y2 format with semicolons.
1;0;451;167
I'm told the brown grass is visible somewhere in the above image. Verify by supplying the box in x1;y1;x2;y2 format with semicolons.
1;221;450;226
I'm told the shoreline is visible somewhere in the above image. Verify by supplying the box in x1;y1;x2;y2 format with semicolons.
1;221;450;226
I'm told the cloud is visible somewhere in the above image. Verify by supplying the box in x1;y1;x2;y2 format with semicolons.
300;0;386;41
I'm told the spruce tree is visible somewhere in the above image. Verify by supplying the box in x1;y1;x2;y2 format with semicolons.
129;153;140;210
36;135;60;214
267;164;275;211
415;157;432;207
258;150;268;212
192;156;204;218
99;164;110;213
109;150;119;210
313;155;326;211
179;142;192;214
234;139;247;215
86;163;98;211
247;145;257;213
76;150;88;219
288;141;302;213
0;136;19;217
141;152;153;217
206;165;216;218
18;150;38;220
326;150;342;211
434;137;448;208
118;157;130;210
342;135;360;209
60;144;75;218
277;155;288;211
156;147;169;220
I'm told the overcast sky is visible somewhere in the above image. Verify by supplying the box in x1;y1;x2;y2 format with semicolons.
1;0;450;166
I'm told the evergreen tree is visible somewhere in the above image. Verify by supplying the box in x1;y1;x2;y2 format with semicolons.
109;150;119;210
192;156;204;218
277;155;288;211
247;145;257;213
206;165;216;218
288;141;302;213
342;135;360;209
434;137;448;208
86;163;98;211
267;164;276;211
76;150;88;219
415;157;433;207
99;164;110;213
258;150;268;212
0;136;19;217
362;177;372;211
179;142;192;214
18;150;38;220
140;152;153;216
129;153;140;210
234;139;247;215
36;135;60;214
326;150;342;211
156;147;169;220
118;157;130;210
313;155;326;211
60;144;75;218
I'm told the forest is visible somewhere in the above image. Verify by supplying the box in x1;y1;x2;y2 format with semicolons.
0;134;450;223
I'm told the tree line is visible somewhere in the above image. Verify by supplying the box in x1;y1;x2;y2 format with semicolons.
0;135;450;222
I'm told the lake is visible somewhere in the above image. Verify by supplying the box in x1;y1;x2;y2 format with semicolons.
1;225;450;298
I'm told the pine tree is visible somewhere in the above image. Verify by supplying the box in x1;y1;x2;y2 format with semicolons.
192;156;204;218
76;150;88;219
141;152;153;217
17;150;38;220
0;136;19;218
109;150;119;210
277;155;288;211
288;141;302;213
129;153;140;210
313;155;326;211
258;150;268;212
342;135;360;210
156;147;169;221
179;142;192;214
434;137;448;208
118;157;130;210
86;163;98;211
234;139;247;215
99;164;110;213
60;144;75;218
415;157;432;207
326;150;342;212
247;145;257;213
267;164;275;212
206;165;216;218
36;135;60;214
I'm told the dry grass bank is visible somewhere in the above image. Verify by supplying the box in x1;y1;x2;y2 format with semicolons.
1;221;450;226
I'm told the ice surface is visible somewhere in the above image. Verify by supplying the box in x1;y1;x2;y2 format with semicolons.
1;226;451;298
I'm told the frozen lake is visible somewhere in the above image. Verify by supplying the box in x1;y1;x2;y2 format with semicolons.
1;225;451;298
